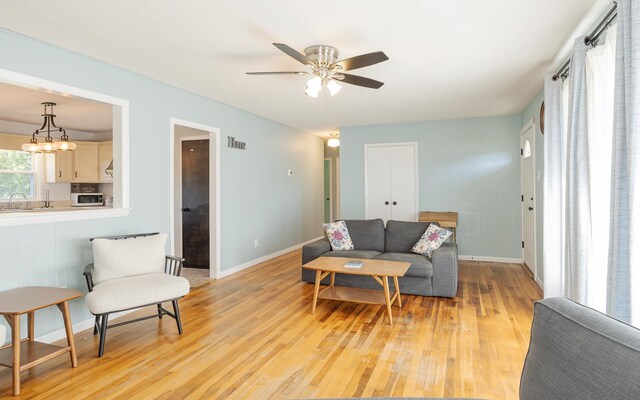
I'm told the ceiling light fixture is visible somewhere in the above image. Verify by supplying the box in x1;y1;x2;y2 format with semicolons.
327;132;340;148
21;102;76;153
305;76;342;98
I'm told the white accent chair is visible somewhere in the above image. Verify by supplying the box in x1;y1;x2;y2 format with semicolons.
84;232;190;357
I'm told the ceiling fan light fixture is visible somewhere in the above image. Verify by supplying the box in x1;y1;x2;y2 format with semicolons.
307;76;322;91
305;86;320;98
326;79;342;96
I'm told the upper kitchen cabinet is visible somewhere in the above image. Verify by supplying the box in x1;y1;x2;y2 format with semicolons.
99;142;113;183
46;141;111;183
73;142;99;182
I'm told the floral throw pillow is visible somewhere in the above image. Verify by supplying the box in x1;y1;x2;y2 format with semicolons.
411;223;452;257
323;220;354;251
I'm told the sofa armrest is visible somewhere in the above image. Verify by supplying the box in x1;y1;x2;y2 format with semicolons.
302;238;331;265
431;243;458;297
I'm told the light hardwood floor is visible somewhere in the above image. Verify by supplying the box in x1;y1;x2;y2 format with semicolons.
0;250;542;399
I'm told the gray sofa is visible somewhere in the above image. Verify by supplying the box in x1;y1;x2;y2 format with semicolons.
302;219;458;297
310;297;640;399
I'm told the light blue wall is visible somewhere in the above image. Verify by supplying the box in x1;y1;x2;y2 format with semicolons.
0;28;324;340
339;115;522;259
520;88;544;283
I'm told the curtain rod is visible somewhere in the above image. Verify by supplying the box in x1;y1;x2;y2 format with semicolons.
552;1;618;81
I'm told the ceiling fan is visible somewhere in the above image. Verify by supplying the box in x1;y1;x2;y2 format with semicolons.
246;43;389;97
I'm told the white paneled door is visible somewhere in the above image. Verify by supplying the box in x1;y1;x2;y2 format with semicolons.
521;121;536;277
365;143;417;222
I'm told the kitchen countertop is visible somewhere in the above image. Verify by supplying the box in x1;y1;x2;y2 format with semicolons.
0;205;113;215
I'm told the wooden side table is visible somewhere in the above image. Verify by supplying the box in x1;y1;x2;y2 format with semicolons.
419;211;458;243
0;286;83;396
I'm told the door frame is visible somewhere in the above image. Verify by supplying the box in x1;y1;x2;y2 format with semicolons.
520;118;537;281
169;118;221;279
324;157;333;222
364;142;419;221
336;157;341;220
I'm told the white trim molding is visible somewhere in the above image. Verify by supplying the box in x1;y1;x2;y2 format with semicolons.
169;118;221;279
218;236;324;279
459;255;524;264
0;68;131;225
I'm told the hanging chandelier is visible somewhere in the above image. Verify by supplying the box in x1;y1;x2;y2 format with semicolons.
21;102;77;152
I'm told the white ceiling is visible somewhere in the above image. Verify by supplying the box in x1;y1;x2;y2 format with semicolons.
0;82;112;132
0;1;605;135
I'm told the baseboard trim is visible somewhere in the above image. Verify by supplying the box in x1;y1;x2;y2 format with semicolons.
459;255;523;264
36;309;136;344
535;275;544;290
218;236;324;279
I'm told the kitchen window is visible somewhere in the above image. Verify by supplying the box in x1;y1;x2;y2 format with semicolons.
0;149;36;200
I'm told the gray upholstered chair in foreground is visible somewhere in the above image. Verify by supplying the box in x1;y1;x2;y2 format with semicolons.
83;232;190;357
310;297;640;400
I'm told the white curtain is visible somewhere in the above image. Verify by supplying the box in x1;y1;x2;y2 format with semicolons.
608;0;640;326
543;23;624;318
586;24;617;313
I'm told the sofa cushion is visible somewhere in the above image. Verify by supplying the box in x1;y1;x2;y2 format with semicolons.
92;233;167;284
343;219;385;252
374;252;433;278
412;223;453;257
323;220;354;251
321;250;382;260
85;273;190;315
385;220;434;253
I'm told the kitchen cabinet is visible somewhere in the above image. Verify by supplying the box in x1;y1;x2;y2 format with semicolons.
45;150;74;183
46;141;107;183
73;143;99;182
99;142;113;183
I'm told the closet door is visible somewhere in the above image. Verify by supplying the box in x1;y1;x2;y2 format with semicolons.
365;145;392;222
389;145;417;221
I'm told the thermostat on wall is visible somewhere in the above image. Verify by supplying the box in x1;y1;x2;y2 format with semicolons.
287;169;293;176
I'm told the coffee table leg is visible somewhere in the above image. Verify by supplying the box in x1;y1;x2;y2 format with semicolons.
312;270;322;315
382;277;393;325
330;272;335;287
58;301;78;368
27;312;34;341
393;276;402;308
11;314;20;396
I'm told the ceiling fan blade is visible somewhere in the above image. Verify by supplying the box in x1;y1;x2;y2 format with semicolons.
246;71;309;75
335;73;384;89
273;43;314;66
333;51;389;71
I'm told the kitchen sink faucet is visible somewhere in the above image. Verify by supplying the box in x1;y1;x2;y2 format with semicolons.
8;192;28;209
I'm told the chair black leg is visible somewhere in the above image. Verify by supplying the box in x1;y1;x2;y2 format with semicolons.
172;300;183;334
93;315;100;335
157;304;163;319
98;314;109;357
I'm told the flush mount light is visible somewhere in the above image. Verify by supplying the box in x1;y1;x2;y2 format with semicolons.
327;132;340;148
21;102;77;153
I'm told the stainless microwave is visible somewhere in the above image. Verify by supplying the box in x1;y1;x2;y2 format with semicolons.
71;193;103;207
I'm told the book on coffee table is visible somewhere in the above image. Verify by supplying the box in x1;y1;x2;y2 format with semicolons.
344;260;363;268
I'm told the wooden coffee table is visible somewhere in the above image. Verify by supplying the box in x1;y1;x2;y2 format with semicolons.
302;257;411;325
0;286;83;396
